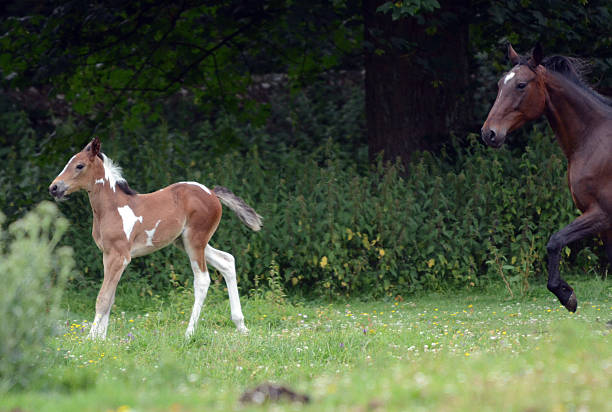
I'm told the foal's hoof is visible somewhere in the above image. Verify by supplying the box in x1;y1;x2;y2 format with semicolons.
564;291;577;313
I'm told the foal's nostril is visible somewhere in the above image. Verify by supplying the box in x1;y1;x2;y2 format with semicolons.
50;184;58;195
489;130;496;143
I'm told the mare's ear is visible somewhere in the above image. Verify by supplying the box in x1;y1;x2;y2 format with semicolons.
507;44;520;65
85;137;101;160
530;43;543;67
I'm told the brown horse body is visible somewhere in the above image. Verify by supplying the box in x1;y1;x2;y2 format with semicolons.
49;138;261;338
482;44;612;311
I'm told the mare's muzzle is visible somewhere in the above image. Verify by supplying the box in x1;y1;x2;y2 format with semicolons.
49;180;68;200
481;127;505;148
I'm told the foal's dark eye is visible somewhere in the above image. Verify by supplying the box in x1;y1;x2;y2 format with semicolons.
516;82;528;90
76;164;85;170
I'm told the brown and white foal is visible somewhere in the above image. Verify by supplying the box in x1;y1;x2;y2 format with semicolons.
49;138;261;339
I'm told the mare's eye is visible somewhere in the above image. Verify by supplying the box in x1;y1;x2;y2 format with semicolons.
76;164;85;170
516;82;527;90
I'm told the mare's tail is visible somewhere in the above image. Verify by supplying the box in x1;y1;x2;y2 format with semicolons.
213;186;263;231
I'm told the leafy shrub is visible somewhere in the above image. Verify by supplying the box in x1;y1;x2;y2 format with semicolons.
203;130;588;298
0;83;598;300
0;202;74;392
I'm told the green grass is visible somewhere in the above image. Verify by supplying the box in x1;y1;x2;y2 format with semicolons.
2;278;611;412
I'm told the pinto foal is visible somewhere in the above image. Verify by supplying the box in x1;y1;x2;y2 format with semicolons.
49;138;261;339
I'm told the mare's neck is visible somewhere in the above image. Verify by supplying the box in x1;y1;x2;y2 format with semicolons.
543;71;610;159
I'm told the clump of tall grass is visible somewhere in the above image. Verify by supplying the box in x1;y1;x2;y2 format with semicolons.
0;202;74;392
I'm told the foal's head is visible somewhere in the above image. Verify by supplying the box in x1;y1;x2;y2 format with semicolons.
49;138;102;200
481;44;547;148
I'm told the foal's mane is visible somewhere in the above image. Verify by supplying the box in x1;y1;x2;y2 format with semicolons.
96;153;138;195
540;55;612;107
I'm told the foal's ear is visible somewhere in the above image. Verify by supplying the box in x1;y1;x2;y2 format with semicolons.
530;43;543;67
85;137;101;160
507;44;520;65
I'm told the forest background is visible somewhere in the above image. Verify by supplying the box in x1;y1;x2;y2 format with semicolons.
2;0;612;299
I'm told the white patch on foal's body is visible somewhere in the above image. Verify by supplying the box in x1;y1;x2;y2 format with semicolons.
95;178;105;185
179;181;211;194
117;205;143;241
504;71;516;84
145;220;162;246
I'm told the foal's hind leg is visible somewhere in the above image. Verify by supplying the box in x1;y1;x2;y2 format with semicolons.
546;207;609;312
205;244;248;334
182;229;212;338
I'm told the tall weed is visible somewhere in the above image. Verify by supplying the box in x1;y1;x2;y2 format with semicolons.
0;202;74;392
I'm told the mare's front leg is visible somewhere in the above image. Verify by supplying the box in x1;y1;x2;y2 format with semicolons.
88;248;131;339
546;208;609;312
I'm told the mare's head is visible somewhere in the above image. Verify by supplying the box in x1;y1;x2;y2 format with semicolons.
49;138;102;200
481;44;547;148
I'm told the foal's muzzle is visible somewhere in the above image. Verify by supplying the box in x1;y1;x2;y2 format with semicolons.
49;180;68;200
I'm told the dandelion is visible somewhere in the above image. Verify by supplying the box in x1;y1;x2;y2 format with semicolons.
320;256;328;268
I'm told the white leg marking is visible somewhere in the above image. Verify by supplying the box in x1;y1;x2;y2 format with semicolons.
185;262;211;338
178;181;211;195
88;313;106;340
145;220;162;246
117;205;143;241
205;244;248;334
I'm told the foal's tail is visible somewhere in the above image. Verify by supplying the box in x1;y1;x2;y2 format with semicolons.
213;186;263;231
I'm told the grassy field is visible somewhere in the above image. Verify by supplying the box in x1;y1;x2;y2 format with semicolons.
1;277;611;412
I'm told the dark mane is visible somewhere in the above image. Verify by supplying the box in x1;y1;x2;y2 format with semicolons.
117;181;138;196
97;152;138;196
541;55;612;107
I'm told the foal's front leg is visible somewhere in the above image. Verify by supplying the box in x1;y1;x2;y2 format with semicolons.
88;249;131;339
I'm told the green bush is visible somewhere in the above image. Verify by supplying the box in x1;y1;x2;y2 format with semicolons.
0;202;74;392
0;83;598;300
203;130;587;298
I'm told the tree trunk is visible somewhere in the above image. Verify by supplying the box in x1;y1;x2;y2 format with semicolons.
364;0;470;168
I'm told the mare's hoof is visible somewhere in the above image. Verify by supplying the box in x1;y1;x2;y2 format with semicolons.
564;291;577;312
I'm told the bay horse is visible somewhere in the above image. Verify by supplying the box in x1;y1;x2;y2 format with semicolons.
481;44;612;312
49;138;262;339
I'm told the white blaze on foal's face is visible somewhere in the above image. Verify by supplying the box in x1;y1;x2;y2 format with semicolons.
117;205;143;240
